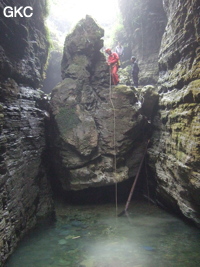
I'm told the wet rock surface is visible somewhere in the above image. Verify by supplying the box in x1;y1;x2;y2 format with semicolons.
118;0;167;85
0;0;49;88
50;16;152;191
0;2;200;267
149;0;200;226
0;1;53;264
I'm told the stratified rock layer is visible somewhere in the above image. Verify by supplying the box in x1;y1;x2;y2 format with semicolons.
50;16;152;191
0;1;53;264
149;0;200;226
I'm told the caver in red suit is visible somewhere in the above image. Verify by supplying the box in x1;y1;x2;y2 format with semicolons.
105;48;119;85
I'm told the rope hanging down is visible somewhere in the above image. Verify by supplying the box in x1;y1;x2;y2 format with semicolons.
109;67;118;216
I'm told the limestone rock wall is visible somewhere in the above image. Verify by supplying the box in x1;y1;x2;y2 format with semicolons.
0;0;48;88
149;0;200;226
0;1;53;264
118;0;167;85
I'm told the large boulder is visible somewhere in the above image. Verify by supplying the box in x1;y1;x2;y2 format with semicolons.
50;16;151;191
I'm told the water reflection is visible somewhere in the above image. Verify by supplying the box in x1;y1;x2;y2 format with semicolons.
6;199;200;267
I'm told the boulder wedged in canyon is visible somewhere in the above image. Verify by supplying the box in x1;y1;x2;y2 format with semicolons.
50;16;154;191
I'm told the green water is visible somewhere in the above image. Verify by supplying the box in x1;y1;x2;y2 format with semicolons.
5;200;200;267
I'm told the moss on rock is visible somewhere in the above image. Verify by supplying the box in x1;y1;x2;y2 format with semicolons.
55;106;80;140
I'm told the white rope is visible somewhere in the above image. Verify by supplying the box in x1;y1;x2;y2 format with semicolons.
109;67;118;216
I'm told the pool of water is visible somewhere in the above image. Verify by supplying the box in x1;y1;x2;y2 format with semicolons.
5;199;200;267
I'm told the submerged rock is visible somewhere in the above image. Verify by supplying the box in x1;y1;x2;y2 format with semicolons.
50;16;151;190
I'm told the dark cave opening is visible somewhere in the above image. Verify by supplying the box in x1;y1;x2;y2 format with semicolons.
48;162;155;206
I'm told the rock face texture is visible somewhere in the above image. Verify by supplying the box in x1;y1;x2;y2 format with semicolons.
0;0;48;88
0;1;53;264
118;0;167;85
42;50;62;94
50;16;153;191
149;0;200;226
